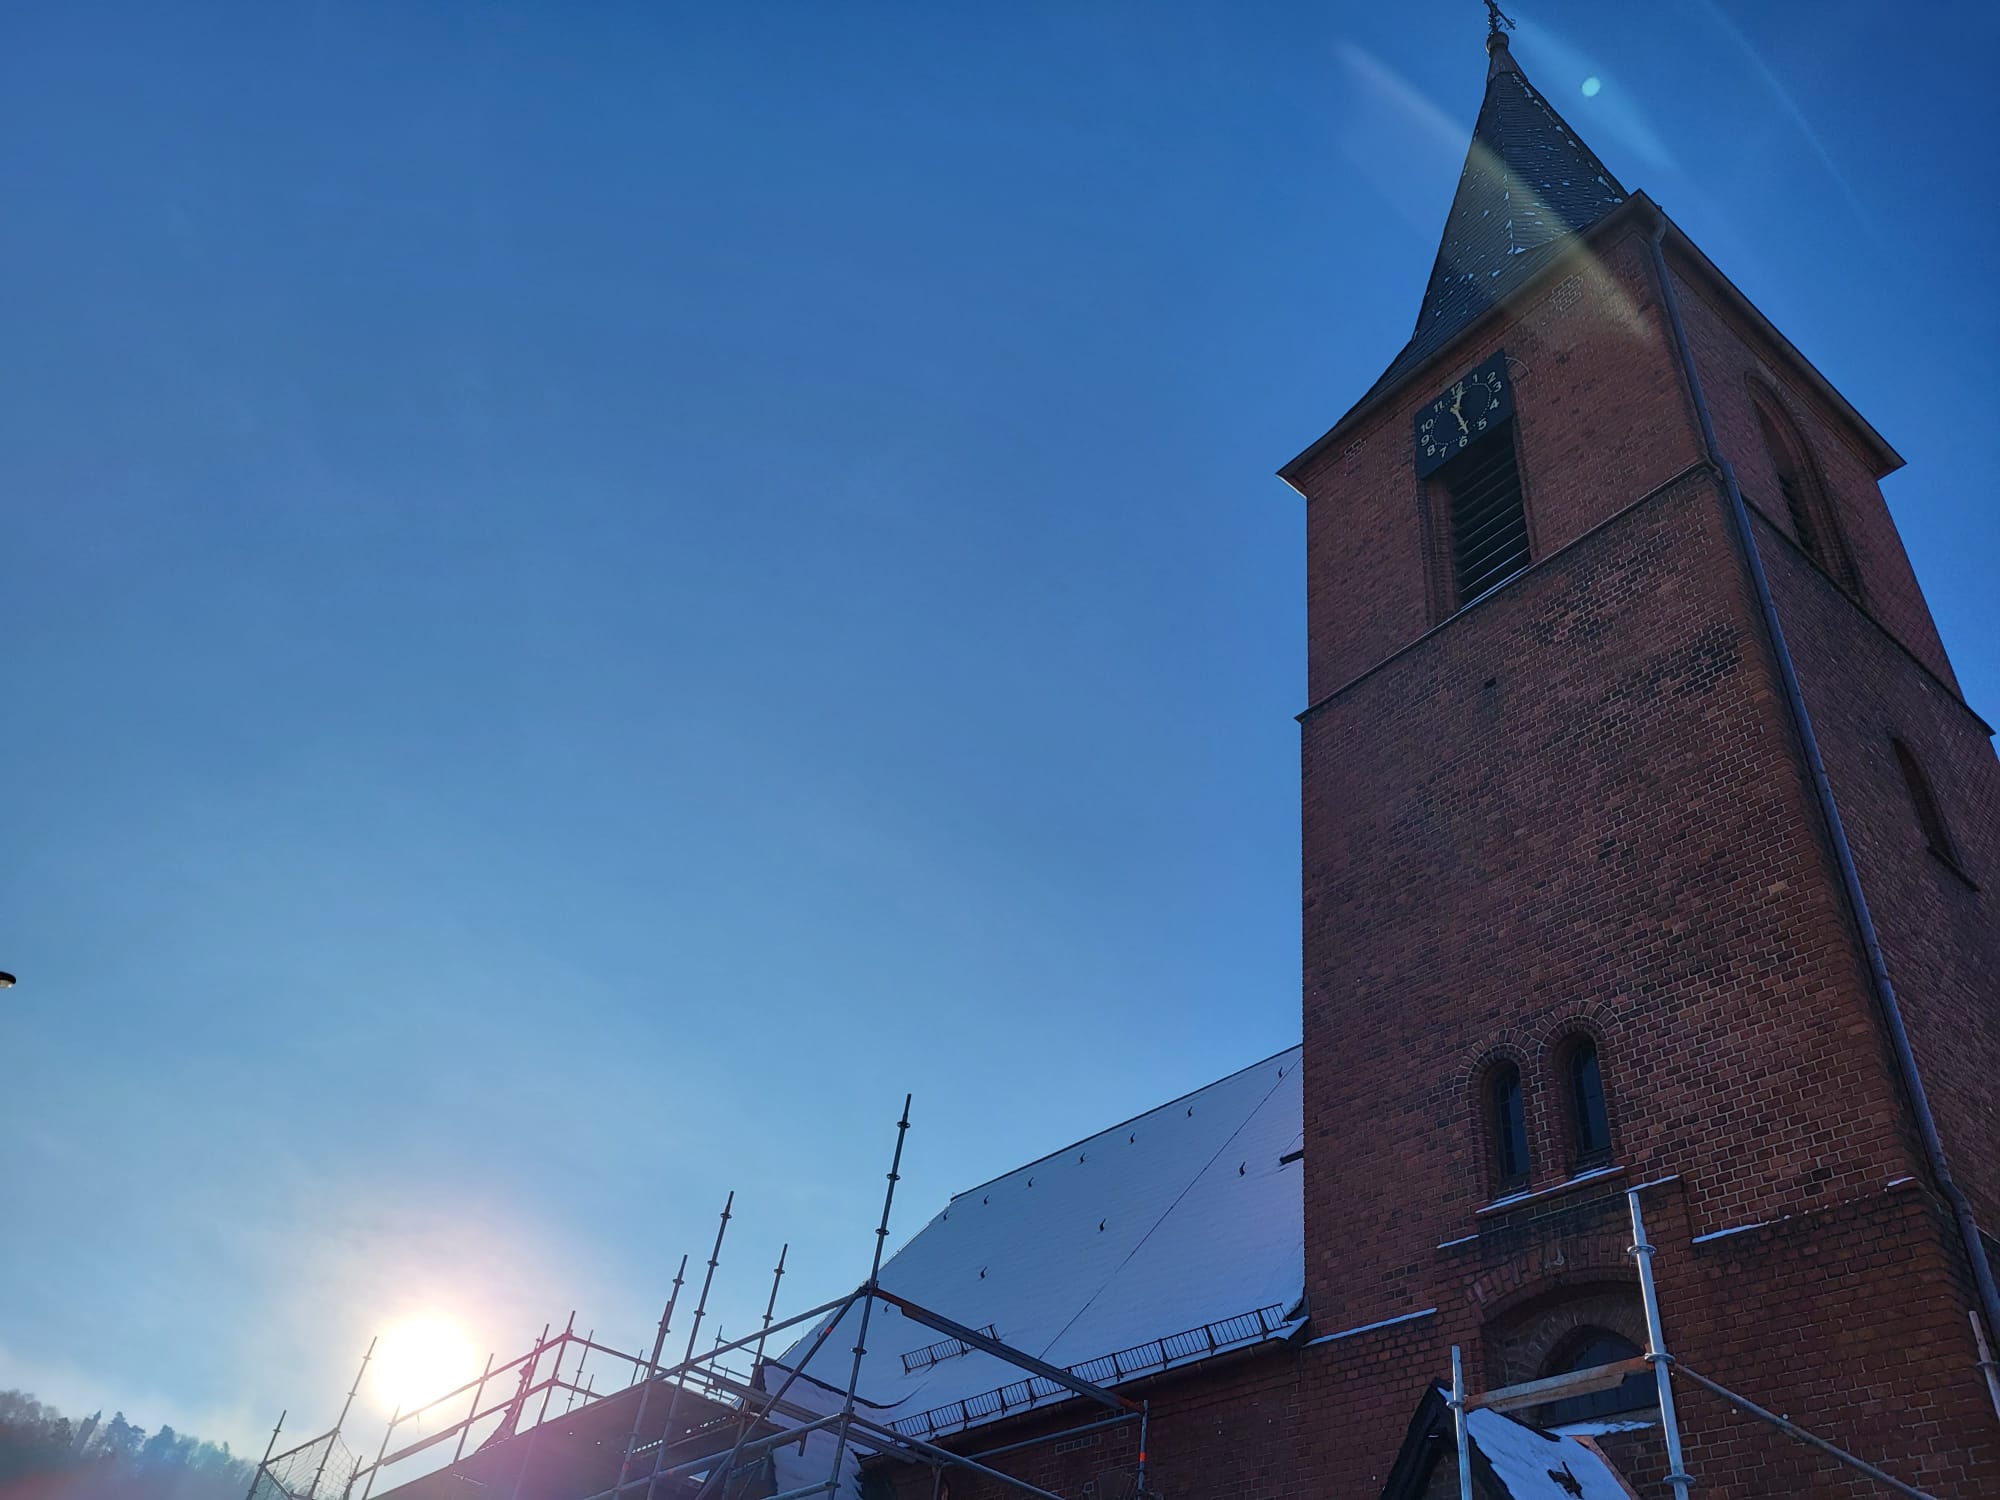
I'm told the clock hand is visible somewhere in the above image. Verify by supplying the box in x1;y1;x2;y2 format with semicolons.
1450;390;1468;434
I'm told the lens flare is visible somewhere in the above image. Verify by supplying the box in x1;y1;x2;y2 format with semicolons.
1581;76;1602;97
375;1315;477;1413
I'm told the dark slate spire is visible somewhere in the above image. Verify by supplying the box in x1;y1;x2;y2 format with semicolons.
1355;31;1627;409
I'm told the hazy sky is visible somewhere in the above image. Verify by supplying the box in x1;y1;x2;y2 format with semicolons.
4;0;1995;1461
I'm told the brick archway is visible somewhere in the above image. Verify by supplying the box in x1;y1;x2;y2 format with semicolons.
1477;1278;1648;1389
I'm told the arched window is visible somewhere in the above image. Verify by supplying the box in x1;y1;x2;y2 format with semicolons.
1754;396;1860;597
1488;1063;1529;1193
1564;1037;1611;1168
1755;404;1820;558
1535;1329;1654;1428
1893;738;1964;872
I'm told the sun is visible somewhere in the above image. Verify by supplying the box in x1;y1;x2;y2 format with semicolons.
374;1315;478;1414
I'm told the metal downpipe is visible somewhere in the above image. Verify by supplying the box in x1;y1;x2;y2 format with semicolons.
1646;211;2000;1421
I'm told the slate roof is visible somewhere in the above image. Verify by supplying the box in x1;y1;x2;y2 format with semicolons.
1341;36;1627;424
767;1048;1304;1439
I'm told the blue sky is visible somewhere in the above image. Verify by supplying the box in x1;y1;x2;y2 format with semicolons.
3;0;1994;1457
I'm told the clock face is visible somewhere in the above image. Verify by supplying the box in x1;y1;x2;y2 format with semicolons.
1415;352;1513;477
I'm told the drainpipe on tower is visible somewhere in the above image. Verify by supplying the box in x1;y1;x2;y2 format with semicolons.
1645;208;2000;1423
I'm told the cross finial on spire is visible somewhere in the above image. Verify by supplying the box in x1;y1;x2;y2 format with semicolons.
1483;0;1521;75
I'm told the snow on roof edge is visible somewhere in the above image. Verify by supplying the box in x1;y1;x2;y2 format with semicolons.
943;1042;1303;1205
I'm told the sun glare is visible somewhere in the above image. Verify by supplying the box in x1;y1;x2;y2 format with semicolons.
374;1315;478;1414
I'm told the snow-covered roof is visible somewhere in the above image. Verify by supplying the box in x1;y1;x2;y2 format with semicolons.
769;1047;1304;1438
1383;1390;1642;1500
1467;1406;1638;1500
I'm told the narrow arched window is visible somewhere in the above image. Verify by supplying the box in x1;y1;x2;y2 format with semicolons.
1894;738;1963;871
1754;396;1860;597
1565;1038;1611;1167
1755;404;1820;559
1489;1064;1529;1192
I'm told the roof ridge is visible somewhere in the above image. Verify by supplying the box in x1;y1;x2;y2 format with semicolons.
943;1042;1302;1205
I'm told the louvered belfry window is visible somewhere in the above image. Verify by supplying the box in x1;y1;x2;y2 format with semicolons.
1443;424;1529;606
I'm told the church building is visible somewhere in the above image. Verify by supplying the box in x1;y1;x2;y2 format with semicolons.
773;19;2000;1496
299;20;2000;1500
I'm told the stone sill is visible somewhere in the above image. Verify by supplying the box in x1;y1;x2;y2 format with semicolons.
1474;1164;1627;1220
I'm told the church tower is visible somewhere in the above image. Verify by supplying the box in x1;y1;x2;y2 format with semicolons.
1285;25;2000;1496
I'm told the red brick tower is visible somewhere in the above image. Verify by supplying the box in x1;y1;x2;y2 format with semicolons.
1284;28;2000;1497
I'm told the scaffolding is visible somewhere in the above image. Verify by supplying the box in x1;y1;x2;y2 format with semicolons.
250;1094;1982;1500
1438;1185;1948;1500
249;1426;364;1500
255;1098;1157;1500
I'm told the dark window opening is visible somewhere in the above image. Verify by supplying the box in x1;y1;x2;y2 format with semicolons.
1757;406;1821;558
1489;1063;1529;1193
1893;737;1964;873
1533;1330;1654;1428
1442;425;1528;607
1755;400;1860;597
1565;1038;1611;1169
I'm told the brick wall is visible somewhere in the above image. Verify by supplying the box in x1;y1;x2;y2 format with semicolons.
1672;263;1958;691
869;1318;1445;1500
1673;262;2000;1228
1656;1180;2000;1496
1300;466;1916;1312
1753;512;2000;1225
864;1347;1299;1500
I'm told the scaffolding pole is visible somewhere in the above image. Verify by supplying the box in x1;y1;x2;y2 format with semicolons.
612;1256;687;1500
754;1244;788;1369
567;1332;595;1414
838;1410;1070;1500
573;1284;868;1500
358;1403;399;1500
657;1414;844;1486
637;1196;735;1500
1627;1188;1694;1499
375;1337;546;1441
313;1340;374;1500
503;1326;554;1500
685;1292;860;1500
1134;1400;1150;1500
1449;1346;1472;1500
1973;1308;2000;1426
536;1315;575;1427
244;1411;286;1500
872;1290;1135;1413
455;1355;496;1464
823;1096;912;1493
597;1292;1161;1500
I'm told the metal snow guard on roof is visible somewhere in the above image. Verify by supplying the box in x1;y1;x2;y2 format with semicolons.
888;1301;1294;1439
901;1325;1000;1374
